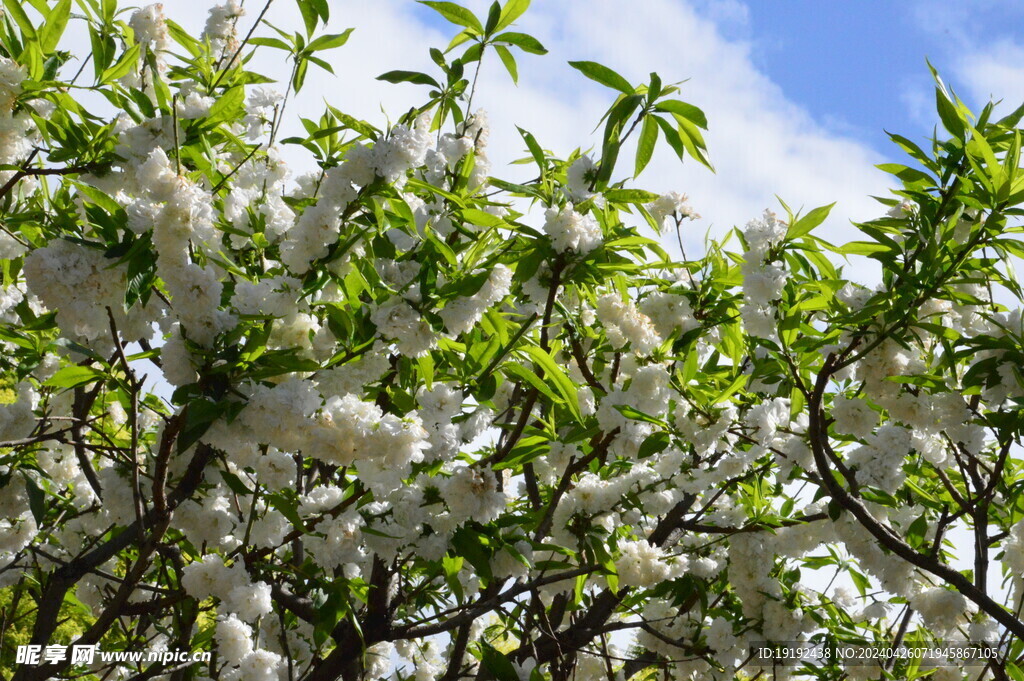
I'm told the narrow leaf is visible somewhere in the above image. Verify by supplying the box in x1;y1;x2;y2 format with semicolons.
250;36;293;50
654;115;685;160
305;28;354;53
654;99;708;129
634;114;658;177
495;0;530;32
568;60;633;95
876;163;935;186
522;345;582;422
935;87;965;138
786;203;835;240
295;0;319;35
41;0;72;53
100;44;140;83
3;0;37;39
43;365;105;389
376;70;441;87
517;125;545;168
495;44;517;83
495;31;547;55
419;1;483;33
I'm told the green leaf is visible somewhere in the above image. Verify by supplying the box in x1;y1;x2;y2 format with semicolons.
376;70;441;88
296;0;319;36
833;240;890;256
462;208;505;228
480;643;520;681
451;527;493;581
24;0;47;16
312;586;347;648
654;115;685;160
713;373;748;404
177;399;229;454
306;55;335;75
568;60;634;95
495;0;530;32
614;405;664;425
849;569;871;598
887;132;934;169
517;125;545;168
88;25;115;78
604;189;660;203
647;71;662;103
43;365;105;390
293;57;309;91
522;345;582;422
492;436;549;471
326;105;381;138
935;86;965;138
220;470;253;496
634;114;658;177
418;1;483;33
906;514;929;546
461;41;483;63
442;554;464;579
494;31;547;55
638;431;671;459
41;0;72;53
101;44;140;84
25;476;45;525
654;99;708;129
876;163;935;187
310;0;330;21
445;28;475;53
786;203;834;240
503;362;562;407
494;44;517;83
3;0;37;40
675;116;713;170
305;28;354;53
249;37;293;51
204;84;245;128
407;177;466;207
485;1;501;34
595;93;643;185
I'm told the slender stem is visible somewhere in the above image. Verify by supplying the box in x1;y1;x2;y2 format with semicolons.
211;0;276;90
465;44;486;116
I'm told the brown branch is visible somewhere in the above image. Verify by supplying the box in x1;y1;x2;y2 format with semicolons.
71;382;106;505
12;444;215;681
270;583;317;624
0;157;106;200
567;327;605;393
806;355;1024;641
152;412;186;517
394;566;597;639
210;0;276;90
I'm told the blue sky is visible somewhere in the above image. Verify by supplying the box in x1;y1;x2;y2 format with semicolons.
410;0;1024;159
729;0;1024;154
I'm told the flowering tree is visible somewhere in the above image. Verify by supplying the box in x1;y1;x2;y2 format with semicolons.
1;1;1024;680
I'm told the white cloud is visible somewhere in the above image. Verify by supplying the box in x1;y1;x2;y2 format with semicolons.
690;0;752;35
479;0;891;257
61;0;895;271
907;0;1024;118
956;41;1024;115
329;1;892;248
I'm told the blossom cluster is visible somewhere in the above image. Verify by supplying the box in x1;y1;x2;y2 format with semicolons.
0;0;1021;679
